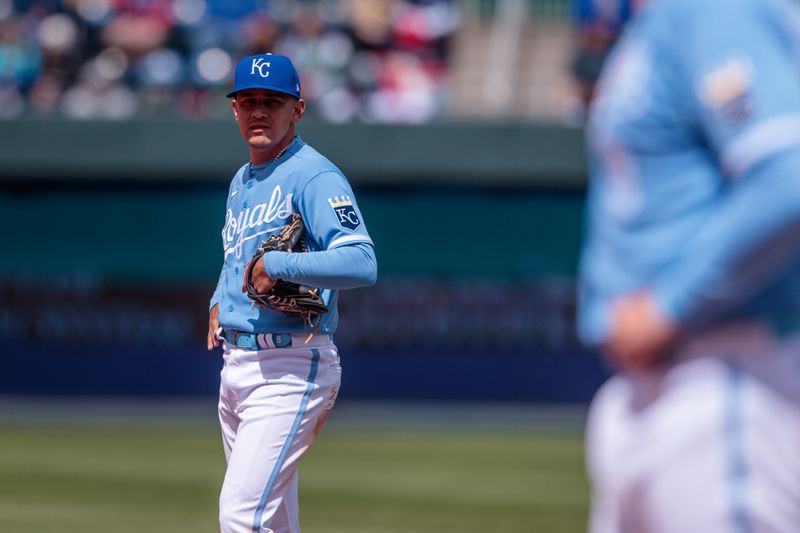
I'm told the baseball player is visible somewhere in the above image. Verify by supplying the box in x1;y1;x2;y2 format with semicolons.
206;53;377;533
578;0;800;531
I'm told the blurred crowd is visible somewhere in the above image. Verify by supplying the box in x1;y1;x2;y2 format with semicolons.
0;0;458;122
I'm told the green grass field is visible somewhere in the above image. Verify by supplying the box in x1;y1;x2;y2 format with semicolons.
0;402;589;533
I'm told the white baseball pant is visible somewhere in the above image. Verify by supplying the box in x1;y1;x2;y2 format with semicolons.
586;323;800;533
217;336;341;533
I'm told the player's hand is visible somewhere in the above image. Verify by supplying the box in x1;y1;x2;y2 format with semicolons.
207;303;220;351
604;291;678;372
243;255;276;294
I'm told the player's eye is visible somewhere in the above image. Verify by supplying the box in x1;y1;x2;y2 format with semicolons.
239;96;285;109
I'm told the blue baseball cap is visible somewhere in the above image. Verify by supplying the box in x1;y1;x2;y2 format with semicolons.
226;53;301;99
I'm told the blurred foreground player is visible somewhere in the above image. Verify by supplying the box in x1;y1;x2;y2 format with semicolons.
207;53;377;532
578;0;800;531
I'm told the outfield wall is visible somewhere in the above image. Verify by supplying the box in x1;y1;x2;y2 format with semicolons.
0;118;586;186
0;120;608;402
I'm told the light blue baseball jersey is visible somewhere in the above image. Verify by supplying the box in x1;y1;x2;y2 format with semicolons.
211;135;375;334
579;0;800;345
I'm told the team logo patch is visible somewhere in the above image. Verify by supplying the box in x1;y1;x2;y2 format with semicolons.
328;195;361;231
699;55;753;123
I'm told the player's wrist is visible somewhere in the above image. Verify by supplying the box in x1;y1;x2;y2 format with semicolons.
649;285;685;332
261;252;282;282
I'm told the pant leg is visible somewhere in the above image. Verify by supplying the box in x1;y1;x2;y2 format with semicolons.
219;344;240;462
219;390;239;462
586;348;800;533
270;470;299;533
585;374;650;533
732;347;800;533
219;344;341;533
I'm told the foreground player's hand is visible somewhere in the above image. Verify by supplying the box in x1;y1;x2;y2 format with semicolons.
208;303;220;351
605;291;678;372
244;256;276;294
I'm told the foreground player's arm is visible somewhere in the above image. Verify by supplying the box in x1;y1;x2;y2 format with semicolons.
608;154;800;368
605;291;678;372
653;150;800;327
261;242;377;289
609;154;800;369
651;3;800;329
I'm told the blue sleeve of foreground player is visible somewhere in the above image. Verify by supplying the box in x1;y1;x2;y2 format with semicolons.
654;149;800;325
682;0;800;174
262;241;377;289
650;1;800;326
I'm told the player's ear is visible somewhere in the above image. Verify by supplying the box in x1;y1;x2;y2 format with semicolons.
231;98;239;120
293;98;305;123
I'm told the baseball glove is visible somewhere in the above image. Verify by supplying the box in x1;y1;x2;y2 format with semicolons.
243;213;329;321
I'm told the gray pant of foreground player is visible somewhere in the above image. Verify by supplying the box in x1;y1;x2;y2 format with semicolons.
217;339;341;533
586;323;800;533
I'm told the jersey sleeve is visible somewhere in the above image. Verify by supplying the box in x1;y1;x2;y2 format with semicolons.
210;269;224;310
262;241;377;289
653;1;800;326
684;0;800;176
298;171;373;250
210;167;245;311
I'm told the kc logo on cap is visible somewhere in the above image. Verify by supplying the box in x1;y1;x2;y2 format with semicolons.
226;53;301;99
251;58;270;78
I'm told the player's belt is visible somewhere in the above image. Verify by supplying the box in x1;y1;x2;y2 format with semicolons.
223;329;331;350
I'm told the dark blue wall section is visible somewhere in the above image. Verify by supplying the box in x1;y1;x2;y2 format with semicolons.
341;349;609;403
0;343;609;403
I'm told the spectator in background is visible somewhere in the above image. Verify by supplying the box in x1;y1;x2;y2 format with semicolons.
275;4;355;121
0;0;457;122
29;11;83;114
0;8;42;118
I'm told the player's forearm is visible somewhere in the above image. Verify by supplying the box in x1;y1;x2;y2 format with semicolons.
653;149;800;327
210;268;225;310
263;242;377;289
211;190;237;311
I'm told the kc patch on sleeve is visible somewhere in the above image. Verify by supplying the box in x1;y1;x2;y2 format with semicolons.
328;195;361;231
698;54;753;124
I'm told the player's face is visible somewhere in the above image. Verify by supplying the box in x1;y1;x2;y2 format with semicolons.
232;90;305;156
